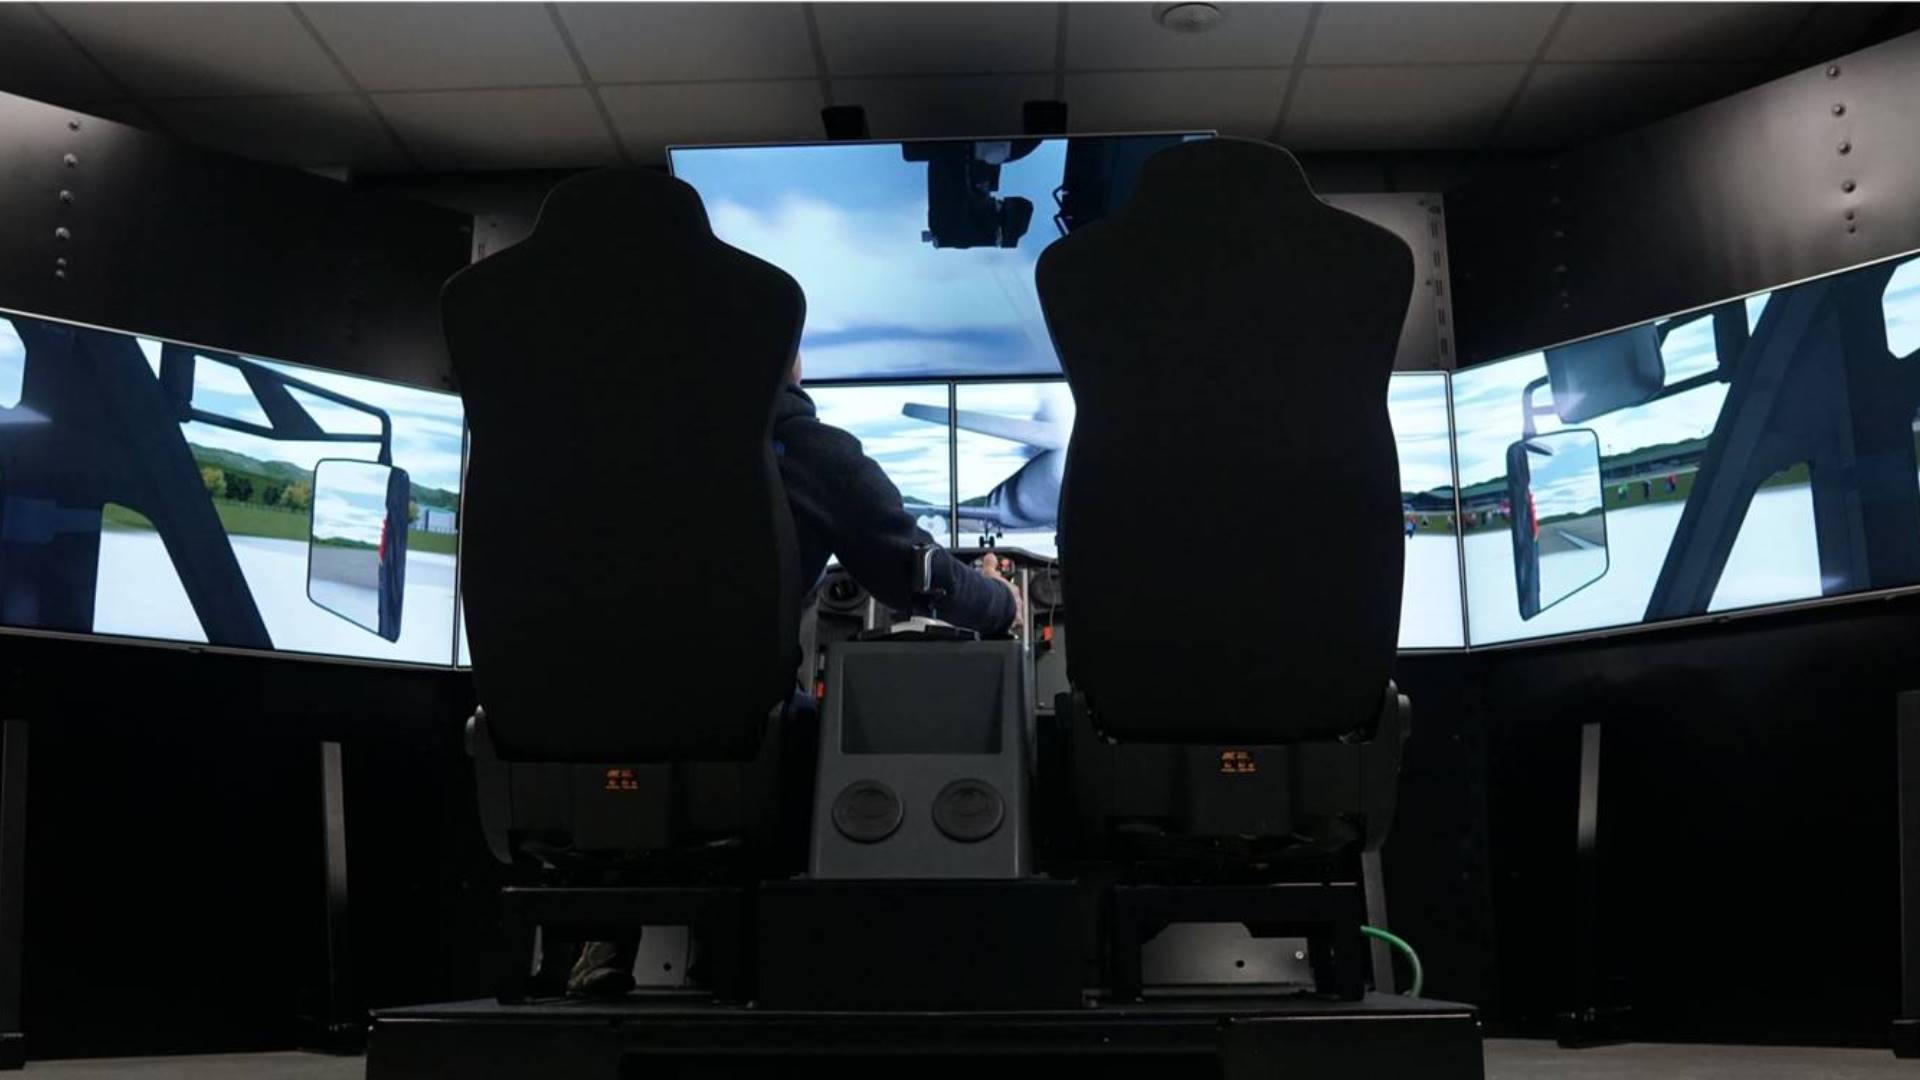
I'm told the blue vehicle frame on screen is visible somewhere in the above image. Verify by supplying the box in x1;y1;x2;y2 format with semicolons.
0;313;414;648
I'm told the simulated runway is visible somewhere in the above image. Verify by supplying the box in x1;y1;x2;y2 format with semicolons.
91;528;459;664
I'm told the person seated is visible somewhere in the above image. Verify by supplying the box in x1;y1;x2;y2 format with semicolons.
776;355;1021;635
568;355;1021;998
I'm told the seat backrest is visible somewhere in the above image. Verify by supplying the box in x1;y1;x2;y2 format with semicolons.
444;169;803;762
1036;138;1412;744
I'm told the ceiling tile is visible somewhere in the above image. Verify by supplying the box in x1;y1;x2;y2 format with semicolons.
0;4;120;102
1497;61;1765;148
603;80;825;164
815;3;1057;76
1065;3;1308;71
832;73;1056;138
1546;3;1812;62
1065;68;1287;138
44;3;349;97
149;94;406;171
558;3;817;83
374;87;620;171
300;3;579;92
1307;2;1562;64
1282;64;1528;151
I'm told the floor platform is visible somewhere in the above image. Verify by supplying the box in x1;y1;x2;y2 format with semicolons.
366;992;1484;1079
16;1038;1920;1079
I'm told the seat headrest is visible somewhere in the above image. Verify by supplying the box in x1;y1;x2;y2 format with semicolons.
1037;137;1414;745
445;168;805;764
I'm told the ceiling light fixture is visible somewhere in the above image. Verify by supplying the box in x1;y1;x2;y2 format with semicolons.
1153;2;1225;34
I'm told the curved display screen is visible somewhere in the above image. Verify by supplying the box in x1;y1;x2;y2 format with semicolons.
5;231;1915;664
1454;248;1920;645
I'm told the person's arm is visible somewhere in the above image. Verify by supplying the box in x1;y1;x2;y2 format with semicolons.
777;390;1014;635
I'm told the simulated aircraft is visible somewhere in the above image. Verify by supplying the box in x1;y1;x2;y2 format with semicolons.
902;392;1071;543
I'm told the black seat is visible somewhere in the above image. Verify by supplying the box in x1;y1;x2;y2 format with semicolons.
1035;139;1415;999
1037;136;1411;745
445;168;804;765
443;169;810;1000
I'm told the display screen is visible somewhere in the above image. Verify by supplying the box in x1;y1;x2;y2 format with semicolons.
1455;249;1920;645
1389;373;1465;648
810;374;1463;649
809;382;953;543
953;381;1074;557
0;309;464;665
670;134;1205;381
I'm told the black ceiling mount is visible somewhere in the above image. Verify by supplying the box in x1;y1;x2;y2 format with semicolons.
821;104;870;142
1022;99;1068;137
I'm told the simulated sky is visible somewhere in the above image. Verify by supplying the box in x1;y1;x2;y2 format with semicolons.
133;338;466;495
955;381;1074;504
1387;373;1454;496
808;383;950;508
1450;298;1759;489
674;140;1076;380
311;461;391;543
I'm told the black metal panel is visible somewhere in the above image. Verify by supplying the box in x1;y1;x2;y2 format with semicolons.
0;93;469;388
1448;31;1920;366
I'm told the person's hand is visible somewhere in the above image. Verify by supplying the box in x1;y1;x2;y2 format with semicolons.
976;553;1024;634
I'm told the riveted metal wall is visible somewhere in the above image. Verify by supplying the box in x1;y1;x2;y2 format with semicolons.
0;93;471;389
1327;192;1457;371
1448;30;1920;366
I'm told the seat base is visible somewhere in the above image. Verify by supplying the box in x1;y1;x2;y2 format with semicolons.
367;993;1485;1080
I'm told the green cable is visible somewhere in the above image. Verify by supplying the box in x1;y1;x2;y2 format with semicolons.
1360;925;1424;998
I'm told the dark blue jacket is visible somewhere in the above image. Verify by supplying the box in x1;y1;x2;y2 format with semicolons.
774;385;1013;635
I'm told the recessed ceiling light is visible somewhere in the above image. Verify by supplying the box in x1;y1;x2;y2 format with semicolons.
1154;2;1225;34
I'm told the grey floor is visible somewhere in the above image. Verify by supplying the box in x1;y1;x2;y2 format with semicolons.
14;1041;1920;1079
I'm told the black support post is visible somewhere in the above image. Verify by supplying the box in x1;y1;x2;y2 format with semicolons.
0;721;27;1071
1895;692;1920;1058
302;740;363;1054
1557;721;1628;1047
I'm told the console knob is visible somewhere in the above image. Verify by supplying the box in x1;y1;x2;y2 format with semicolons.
932;779;1004;842
819;571;868;614
1028;571;1064;610
831;780;902;843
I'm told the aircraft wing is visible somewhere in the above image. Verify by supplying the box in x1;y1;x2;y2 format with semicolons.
952;504;1048;530
902;403;1069;452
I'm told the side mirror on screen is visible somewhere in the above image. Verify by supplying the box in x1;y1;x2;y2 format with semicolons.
1507;429;1609;620
307;459;410;641
1543;324;1664;423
